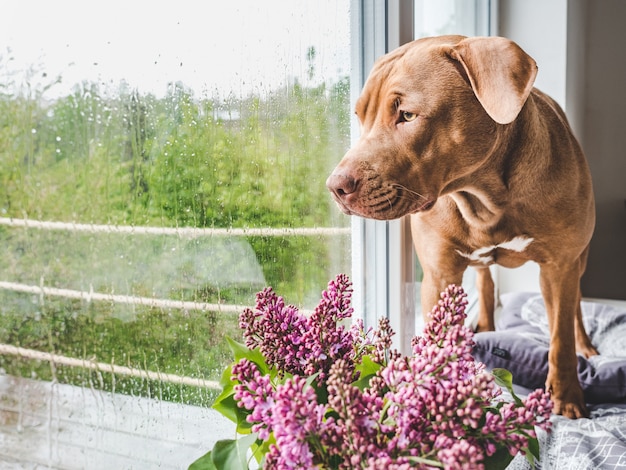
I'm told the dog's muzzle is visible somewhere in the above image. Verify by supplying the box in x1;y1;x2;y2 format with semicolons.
326;172;434;220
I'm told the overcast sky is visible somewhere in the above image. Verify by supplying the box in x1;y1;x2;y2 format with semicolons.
0;0;351;98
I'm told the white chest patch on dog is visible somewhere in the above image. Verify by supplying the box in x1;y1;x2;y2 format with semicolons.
456;236;534;264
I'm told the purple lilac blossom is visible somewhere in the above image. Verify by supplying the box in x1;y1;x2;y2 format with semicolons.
230;278;552;470
239;274;358;382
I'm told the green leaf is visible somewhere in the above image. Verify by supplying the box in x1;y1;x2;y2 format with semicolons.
212;393;253;433
211;365;253;433
524;436;541;467
188;451;218;470
219;362;236;391
352;373;376;391
491;368;523;405
484;445;515;470
356;354;383;376
305;371;320;388
405;455;444;467
226;337;269;374
353;354;383;390
251;433;276;465
212;339;275;432
210;434;258;470
213;364;235;406
211;363;243;426
492;368;513;390
528;436;540;460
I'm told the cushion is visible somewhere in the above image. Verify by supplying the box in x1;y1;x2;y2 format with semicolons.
472;292;626;404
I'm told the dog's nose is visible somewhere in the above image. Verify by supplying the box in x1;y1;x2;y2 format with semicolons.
326;173;358;198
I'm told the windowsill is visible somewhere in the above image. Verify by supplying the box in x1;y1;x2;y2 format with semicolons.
0;375;233;469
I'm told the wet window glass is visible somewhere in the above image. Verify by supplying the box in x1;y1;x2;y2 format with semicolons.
0;1;351;465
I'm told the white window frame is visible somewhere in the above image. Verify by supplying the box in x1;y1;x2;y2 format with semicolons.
350;0;495;354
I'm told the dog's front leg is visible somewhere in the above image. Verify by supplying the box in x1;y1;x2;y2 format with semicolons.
475;266;495;332
420;269;465;322
411;218;468;322
539;259;589;419
416;251;467;322
419;272;456;321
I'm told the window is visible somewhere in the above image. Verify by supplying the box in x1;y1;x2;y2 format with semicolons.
414;0;493;38
0;1;351;465
0;1;494;464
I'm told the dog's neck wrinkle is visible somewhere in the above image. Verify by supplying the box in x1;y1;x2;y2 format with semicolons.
440;146;510;229
448;190;504;228
440;136;511;223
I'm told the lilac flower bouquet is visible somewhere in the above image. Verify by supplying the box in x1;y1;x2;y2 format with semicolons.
190;274;552;470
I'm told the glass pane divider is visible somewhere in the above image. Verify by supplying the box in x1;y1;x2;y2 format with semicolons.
0;216;349;237
0;280;282;315
0;343;220;389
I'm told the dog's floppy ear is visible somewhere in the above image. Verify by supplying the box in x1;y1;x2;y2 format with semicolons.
448;36;538;124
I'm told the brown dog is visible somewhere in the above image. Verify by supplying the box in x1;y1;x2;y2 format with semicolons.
326;35;597;419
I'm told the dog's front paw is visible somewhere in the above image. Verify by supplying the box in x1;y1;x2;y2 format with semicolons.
553;399;589;419
549;382;589;419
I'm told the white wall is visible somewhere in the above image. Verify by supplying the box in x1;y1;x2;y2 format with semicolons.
496;0;626;306
498;0;568;106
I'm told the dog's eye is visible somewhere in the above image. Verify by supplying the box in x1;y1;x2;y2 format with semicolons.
400;111;418;122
